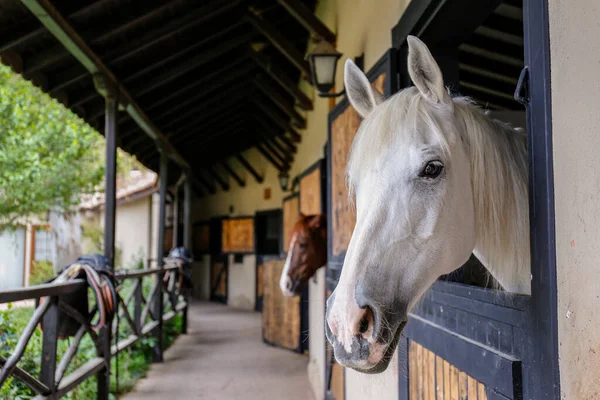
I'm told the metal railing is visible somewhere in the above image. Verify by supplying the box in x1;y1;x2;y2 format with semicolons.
0;261;189;399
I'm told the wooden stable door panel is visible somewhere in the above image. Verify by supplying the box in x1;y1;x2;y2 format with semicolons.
256;263;264;298
300;166;322;215
330;105;360;256
222;218;254;253
283;196;300;253
193;223;210;254
331;363;345;400
409;341;487;400
211;262;227;297
261;258;301;351
330;73;387;257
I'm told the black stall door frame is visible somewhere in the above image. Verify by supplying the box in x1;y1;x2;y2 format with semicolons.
390;1;558;399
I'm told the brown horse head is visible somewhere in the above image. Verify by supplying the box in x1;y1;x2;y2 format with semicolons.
280;213;327;296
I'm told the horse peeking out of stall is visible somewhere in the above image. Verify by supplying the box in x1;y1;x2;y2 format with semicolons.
326;36;531;374
279;214;327;297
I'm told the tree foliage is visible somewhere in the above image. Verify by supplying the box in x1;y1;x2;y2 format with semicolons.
0;64;104;224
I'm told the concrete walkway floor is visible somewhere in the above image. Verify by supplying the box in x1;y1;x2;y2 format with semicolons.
122;301;314;400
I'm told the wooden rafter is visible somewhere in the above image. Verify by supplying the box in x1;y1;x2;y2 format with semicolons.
236;154;264;183
220;161;246;187
251;49;312;110
206;167;230;192
254;76;306;128
246;11;311;79
276;0;336;43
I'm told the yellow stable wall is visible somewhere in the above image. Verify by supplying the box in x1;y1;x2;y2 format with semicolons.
549;1;600;398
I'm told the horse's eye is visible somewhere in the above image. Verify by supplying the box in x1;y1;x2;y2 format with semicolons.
299;242;308;249
420;161;444;179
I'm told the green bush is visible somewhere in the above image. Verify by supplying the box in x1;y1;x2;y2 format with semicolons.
28;260;55;286
0;297;183;399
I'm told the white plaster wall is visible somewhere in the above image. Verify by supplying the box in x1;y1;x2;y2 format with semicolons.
192;255;211;301
345;354;399;400
549;1;600;398
308;268;326;400
227;254;256;310
49;210;82;272
115;198;151;269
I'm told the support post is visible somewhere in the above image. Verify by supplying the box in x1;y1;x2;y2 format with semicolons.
173;185;180;248
40;297;59;398
153;149;168;363
98;76;118;400
183;176;193;251
182;175;192;334
134;278;142;335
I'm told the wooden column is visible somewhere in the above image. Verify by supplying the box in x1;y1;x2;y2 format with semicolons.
183;175;192;252
153;149;168;363
173;185;180;248
182;175;192;334
102;83;118;267
96;74;118;400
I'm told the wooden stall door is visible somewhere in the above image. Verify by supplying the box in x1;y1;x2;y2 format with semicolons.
222;217;254;254
326;49;396;400
261;258;302;352
192;222;210;256
210;255;228;304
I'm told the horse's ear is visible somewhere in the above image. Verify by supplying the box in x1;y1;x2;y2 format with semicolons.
344;58;384;118
308;214;326;230
407;35;450;105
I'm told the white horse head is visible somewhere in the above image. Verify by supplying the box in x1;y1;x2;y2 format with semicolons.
325;36;530;374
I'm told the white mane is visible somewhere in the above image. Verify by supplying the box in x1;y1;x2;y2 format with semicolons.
346;88;531;295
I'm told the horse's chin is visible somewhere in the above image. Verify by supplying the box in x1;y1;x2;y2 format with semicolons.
343;320;407;375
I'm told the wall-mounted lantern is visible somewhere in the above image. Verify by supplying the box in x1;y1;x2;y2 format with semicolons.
278;170;290;191
305;39;345;98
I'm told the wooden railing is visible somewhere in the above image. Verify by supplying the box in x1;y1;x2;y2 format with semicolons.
0;262;189;399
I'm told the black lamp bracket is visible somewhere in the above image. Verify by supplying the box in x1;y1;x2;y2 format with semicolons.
317;53;364;98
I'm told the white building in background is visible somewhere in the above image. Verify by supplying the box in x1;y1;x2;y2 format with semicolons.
0;212;77;290
79;169;166;270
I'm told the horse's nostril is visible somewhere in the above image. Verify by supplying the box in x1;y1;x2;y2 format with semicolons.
358;317;369;334
358;307;374;335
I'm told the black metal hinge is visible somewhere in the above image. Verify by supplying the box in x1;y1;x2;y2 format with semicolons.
514;66;530;106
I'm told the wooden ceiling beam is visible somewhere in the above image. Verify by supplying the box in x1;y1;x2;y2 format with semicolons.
47;0;243;95
171;114;250;148
251;49;312;110
206;167;229;192
154;71;254;126
246;11;311;80
23;1;189;75
68;30;253;110
160;89;250;132
141;56;249;112
276;0;336;43
0;0;114;54
220;161;246;187
133;37;250;98
18;0;191;173
254;76;306;128
256;143;285;171
169;109;250;144
181;112;251;148
122;21;248;85
196;173;216;194
235;154;264;183
255;119;297;153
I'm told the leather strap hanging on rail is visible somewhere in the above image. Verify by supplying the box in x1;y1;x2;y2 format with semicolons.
37;254;117;338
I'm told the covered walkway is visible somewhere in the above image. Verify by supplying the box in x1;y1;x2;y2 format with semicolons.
122;302;314;400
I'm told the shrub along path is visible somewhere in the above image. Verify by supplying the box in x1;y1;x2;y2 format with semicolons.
122;301;314;400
